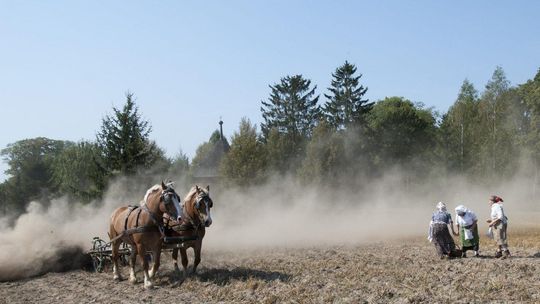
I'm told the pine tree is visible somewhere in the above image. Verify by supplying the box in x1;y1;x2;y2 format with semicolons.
96;92;157;175
324;61;372;130
261;75;321;140
260;75;320;172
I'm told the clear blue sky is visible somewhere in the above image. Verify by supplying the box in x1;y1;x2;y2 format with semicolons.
1;1;539;182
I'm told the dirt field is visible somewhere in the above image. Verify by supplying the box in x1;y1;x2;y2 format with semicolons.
1;227;539;304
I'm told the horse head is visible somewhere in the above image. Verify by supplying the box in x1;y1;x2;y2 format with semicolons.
160;181;183;221
144;181;182;221
185;185;213;227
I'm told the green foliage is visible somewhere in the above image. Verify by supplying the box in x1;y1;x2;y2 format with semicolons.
263;127;301;174
475;67;516;178
439;79;482;173
261;75;321;140
0;137;69;212
260;75;321;172
3;66;540;206
169;149;190;178
439;68;532;180
298;121;346;185
520;69;540;160
51;141;107;202
96;92;160;176
191;130;230;177
323;61;372;130
220;118;266;187
367;97;437;169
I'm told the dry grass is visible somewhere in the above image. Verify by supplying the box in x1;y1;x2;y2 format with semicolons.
1;228;539;303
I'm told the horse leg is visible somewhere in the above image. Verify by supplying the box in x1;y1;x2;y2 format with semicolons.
180;248;188;279
111;240;123;281
128;244;137;284
137;244;153;289
172;248;181;276
192;243;201;274
149;247;161;279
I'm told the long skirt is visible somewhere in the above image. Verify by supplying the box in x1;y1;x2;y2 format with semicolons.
432;223;456;256
460;224;479;251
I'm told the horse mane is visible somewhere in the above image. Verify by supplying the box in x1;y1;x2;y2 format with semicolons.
183;186;198;204
142;184;161;204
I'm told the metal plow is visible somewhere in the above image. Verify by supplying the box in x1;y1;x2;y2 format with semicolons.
87;235;198;273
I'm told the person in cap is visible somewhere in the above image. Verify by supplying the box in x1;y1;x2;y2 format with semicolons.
454;205;480;257
487;195;510;259
428;202;457;259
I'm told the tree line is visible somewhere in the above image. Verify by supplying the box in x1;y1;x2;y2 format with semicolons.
1;63;540;215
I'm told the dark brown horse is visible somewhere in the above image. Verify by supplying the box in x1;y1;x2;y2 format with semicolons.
109;182;182;289
166;185;213;279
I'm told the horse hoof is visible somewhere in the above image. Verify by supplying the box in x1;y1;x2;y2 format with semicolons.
170;278;184;288
113;275;122;282
144;283;154;290
129;277;137;285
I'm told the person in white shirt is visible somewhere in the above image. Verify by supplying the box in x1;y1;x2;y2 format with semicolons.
454;205;480;257
487;195;510;259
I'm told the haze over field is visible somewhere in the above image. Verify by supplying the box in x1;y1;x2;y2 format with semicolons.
1;169;538;281
1;5;540;303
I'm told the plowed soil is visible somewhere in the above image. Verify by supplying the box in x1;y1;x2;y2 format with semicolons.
1;229;539;304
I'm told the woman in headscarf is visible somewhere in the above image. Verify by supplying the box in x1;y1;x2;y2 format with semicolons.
454;205;480;257
487;195;510;259
428;202;457;259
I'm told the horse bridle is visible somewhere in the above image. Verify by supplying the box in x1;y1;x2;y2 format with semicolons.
141;186;180;232
195;192;212;210
177;192;212;230
160;187;181;210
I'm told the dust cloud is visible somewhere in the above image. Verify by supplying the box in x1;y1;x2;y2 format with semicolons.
1;171;538;281
206;171;540;249
0;179;148;281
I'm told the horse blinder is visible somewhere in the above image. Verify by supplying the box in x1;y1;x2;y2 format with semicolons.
160;189;179;206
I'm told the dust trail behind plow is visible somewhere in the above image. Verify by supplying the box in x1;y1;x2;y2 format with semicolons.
0;172;538;281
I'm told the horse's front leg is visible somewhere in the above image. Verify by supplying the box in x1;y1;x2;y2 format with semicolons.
172;248;181;276
128;245;137;284
192;243;201;274
149;247;161;279
111;240;123;281
180;248;188;279
137;244;153;289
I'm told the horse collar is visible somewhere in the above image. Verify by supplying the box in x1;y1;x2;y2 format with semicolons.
142;204;162;226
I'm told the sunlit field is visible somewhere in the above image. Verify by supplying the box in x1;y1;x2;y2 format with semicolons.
1;227;538;303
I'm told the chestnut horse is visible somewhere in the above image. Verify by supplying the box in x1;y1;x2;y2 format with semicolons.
109;182;182;289
168;185;213;279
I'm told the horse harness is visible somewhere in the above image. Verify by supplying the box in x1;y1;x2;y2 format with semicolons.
108;205;164;244
165;193;211;234
109;187;179;244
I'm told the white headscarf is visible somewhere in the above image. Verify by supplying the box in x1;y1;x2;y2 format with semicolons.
455;205;476;226
436;201;447;212
455;205;467;214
